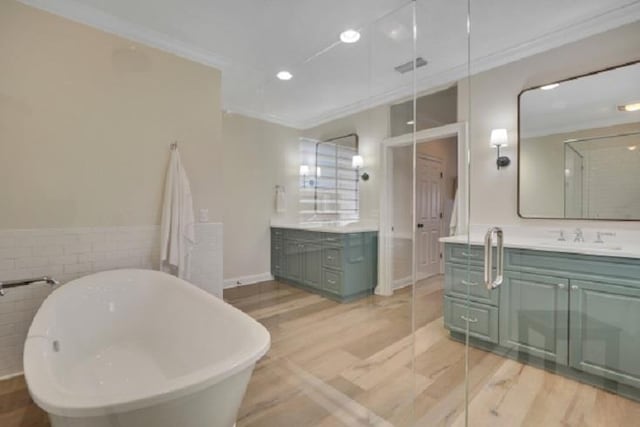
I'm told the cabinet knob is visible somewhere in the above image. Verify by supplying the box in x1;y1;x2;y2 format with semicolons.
571;285;579;290
557;283;566;289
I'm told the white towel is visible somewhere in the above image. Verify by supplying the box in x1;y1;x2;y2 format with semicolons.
160;148;195;280
449;188;458;236
275;186;286;213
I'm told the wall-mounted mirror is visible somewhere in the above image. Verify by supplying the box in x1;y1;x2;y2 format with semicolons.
298;133;359;221
519;61;640;220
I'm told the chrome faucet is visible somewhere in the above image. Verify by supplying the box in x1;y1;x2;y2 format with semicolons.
0;276;59;296
573;228;584;243
595;231;616;244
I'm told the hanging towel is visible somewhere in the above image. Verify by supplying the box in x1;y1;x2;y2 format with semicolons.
160;147;195;280
275;186;286;214
449;188;459;236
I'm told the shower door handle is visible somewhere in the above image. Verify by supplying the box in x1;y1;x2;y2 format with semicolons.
484;227;504;290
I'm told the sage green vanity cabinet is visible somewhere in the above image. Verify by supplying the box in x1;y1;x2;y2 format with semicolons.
570;279;640;389
302;242;322;288
271;227;378;302
283;239;303;282
444;242;640;398
499;272;569;365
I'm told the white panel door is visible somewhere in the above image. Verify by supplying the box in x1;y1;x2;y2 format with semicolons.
416;156;443;280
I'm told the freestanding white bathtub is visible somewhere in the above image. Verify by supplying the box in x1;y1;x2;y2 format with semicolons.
24;269;270;427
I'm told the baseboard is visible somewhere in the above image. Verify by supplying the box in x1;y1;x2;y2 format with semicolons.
223;272;273;289
0;371;23;381
393;275;413;290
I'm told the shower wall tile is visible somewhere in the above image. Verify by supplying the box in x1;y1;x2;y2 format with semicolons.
0;223;223;378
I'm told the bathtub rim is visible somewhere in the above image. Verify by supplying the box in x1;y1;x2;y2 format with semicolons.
23;269;270;418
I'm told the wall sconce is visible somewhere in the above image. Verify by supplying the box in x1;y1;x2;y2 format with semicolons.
490;129;510;169
352;155;369;181
300;164;310;187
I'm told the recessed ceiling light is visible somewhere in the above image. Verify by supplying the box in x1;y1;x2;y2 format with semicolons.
340;29;361;44
276;70;293;81
628;146;637;151
541;83;559;90
618;103;640;112
406;120;415;125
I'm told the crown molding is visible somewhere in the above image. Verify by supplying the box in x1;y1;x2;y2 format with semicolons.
18;0;640;130
18;0;230;70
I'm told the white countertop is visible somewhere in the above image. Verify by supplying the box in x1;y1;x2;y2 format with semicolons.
270;221;378;234
440;234;640;260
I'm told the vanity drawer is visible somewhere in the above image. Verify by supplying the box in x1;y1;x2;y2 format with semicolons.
322;269;343;294
446;244;486;266
323;247;343;270
271;228;285;240
445;264;498;306
444;296;499;344
287;229;317;241
323;233;345;247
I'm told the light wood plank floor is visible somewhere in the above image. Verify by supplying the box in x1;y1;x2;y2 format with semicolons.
2;276;640;426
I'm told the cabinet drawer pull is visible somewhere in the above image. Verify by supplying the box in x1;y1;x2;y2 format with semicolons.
327;279;337;285
460;315;478;323
460;252;476;257
327;256;334;260
571;285;579;290
557;283;566;289
461;280;478;287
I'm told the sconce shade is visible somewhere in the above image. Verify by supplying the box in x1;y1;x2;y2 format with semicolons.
299;164;310;176
490;129;508;147
352;155;364;169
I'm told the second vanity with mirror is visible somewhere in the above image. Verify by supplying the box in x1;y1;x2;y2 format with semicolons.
442;231;640;400
442;59;640;399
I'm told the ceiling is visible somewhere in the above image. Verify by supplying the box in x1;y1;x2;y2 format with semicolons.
19;0;640;129
521;61;640;138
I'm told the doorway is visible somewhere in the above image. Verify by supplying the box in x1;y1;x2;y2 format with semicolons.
377;123;468;296
416;155;443;280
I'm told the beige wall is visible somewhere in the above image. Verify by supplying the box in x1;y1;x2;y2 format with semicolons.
221;113;300;280
0;0;223;229
458;21;640;229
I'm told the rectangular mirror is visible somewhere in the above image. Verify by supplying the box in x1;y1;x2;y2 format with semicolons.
308;134;359;220
519;61;640;220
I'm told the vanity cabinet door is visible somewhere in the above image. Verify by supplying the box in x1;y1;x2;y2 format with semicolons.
569;279;640;389
271;239;284;278
302;242;322;289
499;272;569;365
283;240;303;282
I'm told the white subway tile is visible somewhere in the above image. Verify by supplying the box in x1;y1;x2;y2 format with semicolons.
63;242;92;255
63;263;93;275
15;256;49;269
0;247;31;259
